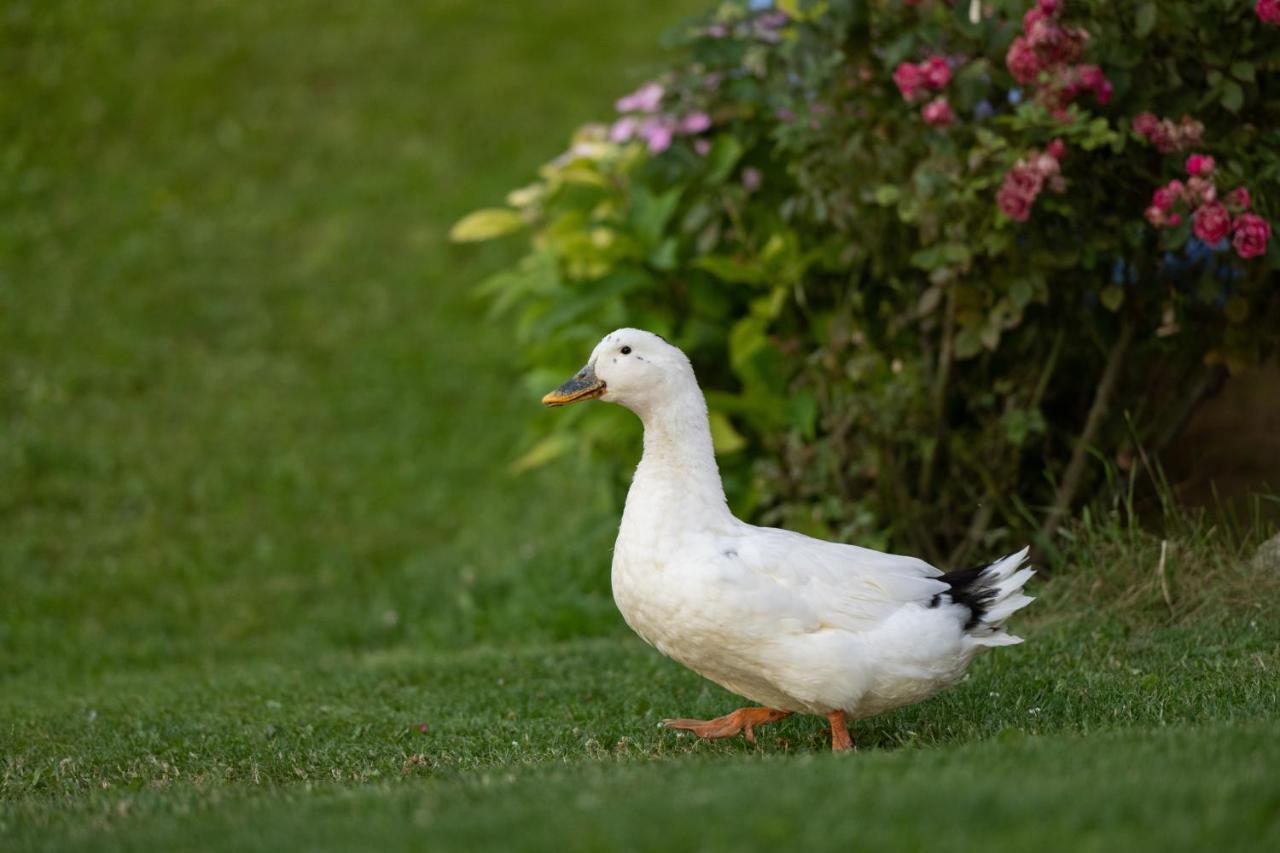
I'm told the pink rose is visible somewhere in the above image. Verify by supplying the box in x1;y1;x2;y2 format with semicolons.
1186;154;1215;177
1047;138;1066;160
1077;64;1105;89
922;97;955;127
1193;202;1232;244
1006;37;1042;84
1232;213;1272;258
997;164;1044;222
923;57;952;90
1132;112;1159;137
1226;187;1251;212
1257;0;1280;25
1167;213;1183;227
1145;206;1166;227
1152;187;1176;211
1187;176;1217;205
1038;0;1063;15
893;62;926;101
999;185;1035;222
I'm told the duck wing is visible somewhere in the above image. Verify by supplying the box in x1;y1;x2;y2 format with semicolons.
721;525;949;635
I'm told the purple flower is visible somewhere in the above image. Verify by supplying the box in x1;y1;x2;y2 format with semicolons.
693;138;712;156
742;167;763;192
615;82;664;114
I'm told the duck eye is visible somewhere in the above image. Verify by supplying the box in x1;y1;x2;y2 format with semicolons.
621;346;632;355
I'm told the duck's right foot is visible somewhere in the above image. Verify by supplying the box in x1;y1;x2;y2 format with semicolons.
662;707;791;743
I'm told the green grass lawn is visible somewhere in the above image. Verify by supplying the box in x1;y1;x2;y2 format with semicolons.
2;1;1278;850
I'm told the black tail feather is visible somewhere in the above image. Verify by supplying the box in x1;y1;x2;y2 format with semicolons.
928;563;999;630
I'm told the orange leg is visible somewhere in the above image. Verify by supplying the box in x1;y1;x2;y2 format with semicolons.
663;707;791;743
827;710;853;751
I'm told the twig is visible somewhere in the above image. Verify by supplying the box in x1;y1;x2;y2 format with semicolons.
919;286;956;499
1156;538;1173;614
1039;319;1136;544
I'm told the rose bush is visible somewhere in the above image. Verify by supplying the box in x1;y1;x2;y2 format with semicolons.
454;0;1279;564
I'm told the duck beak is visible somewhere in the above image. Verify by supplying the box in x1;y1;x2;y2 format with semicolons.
542;363;606;407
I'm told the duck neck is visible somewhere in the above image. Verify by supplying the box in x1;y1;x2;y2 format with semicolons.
630;382;733;525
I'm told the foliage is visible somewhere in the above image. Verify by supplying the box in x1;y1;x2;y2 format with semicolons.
458;0;1280;564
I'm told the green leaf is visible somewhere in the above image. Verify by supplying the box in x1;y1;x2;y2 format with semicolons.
708;411;747;455
509;433;574;474
1220;81;1244;113
1100;285;1125;312
787;393;818;442
910;243;970;271
1230;61;1255;83
449;208;526;242
1224;296;1249;324
629;187;681;245
873;185;900;206
695;255;766;285
1135;3;1157;38
705;135;744;184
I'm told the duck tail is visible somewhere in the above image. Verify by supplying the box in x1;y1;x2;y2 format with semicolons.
932;547;1035;647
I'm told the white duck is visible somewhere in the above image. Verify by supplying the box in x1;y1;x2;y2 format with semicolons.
543;329;1034;751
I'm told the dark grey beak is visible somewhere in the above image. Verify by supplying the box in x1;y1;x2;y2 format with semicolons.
541;363;606;407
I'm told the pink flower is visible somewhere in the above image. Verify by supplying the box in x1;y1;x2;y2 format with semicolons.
679;112;712;134
1006;37;1042;85
1046;138;1066;160
1077;64;1105;90
1038;0;1063;14
1186;154;1215;177
1145;206;1166;227
922;57;952;90
1226;187;1251;212
1167;213;1183;227
1152;187;1176;211
693;138;712;156
998;166;1042;221
638;117;675;153
893;62;926;101
1000;184;1036;222
1232;213;1272;258
615;82;664;114
609;116;639;142
922;97;955;127
1257;0;1280;25
1132;113;1159;137
742;167;763;193
1187;177;1217;205
1193;202;1232;244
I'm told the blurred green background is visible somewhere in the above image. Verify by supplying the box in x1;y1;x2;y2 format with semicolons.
2;2;1277;851
2;0;708;675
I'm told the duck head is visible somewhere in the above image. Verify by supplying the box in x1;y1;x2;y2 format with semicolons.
541;328;695;414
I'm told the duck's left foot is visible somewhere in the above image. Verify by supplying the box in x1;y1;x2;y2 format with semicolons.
663;707;791;743
827;710;853;752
